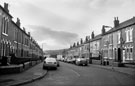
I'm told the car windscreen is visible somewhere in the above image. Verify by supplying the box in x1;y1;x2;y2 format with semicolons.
45;58;56;62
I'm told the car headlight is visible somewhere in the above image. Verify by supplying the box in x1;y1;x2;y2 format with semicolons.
77;59;81;61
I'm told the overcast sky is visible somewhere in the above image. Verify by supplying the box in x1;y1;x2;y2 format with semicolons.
0;0;135;50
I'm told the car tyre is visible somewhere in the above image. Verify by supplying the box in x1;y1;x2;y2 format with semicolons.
57;64;60;67
43;66;46;69
55;67;57;70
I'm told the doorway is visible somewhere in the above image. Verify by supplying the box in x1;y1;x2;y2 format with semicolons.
118;48;121;62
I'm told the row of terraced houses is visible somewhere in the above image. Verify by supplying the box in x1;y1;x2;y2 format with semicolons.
0;3;43;65
67;16;135;66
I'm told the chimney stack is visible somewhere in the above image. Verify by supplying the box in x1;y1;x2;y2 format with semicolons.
28;32;30;36
23;27;26;32
114;17;119;27
102;25;106;35
4;3;9;13
91;31;95;39
16;18;21;27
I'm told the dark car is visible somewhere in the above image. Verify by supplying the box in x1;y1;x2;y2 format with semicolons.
75;57;88;66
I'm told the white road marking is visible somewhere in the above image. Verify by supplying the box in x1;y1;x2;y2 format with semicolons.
70;69;80;77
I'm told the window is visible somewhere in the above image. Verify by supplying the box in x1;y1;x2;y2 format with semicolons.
130;48;133;60
2;17;9;35
14;29;18;41
125;30;128;42
117;32;120;44
125;27;133;42
129;28;133;42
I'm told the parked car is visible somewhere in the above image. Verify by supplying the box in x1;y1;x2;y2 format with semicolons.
72;57;76;64
66;57;76;64
43;57;57;70
75;57;88;66
66;57;73;63
64;57;68;62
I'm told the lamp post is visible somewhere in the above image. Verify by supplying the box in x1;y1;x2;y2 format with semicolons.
42;43;46;58
119;30;125;66
88;36;92;64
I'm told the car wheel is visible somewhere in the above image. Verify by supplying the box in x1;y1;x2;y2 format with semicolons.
55;67;57;70
85;64;88;66
57;64;60;67
43;66;46;69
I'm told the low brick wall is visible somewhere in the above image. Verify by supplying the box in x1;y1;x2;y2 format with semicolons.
0;60;42;74
31;61;37;66
37;60;41;64
124;64;135;68
92;60;101;65
0;64;23;74
24;62;30;70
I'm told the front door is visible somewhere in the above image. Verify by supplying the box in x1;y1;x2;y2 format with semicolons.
118;48;121;62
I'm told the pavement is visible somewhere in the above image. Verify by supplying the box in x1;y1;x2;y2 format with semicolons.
0;62;48;86
90;64;135;78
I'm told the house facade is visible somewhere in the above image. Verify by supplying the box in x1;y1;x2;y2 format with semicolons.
0;3;43;65
90;34;102;59
101;17;135;66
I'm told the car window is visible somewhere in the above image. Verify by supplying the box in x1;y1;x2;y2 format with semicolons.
45;58;56;62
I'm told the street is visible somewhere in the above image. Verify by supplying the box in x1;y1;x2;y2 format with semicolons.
23;62;135;86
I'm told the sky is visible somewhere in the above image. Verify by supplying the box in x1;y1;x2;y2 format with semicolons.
0;0;135;50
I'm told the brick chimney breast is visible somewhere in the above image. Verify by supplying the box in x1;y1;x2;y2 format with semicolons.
114;17;119;27
116;17;119;26
102;25;106;35
16;18;21;27
4;3;9;13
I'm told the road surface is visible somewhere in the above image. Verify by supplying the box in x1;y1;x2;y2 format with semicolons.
23;62;135;86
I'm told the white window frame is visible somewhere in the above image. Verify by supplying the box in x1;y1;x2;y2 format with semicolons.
129;28;133;42
117;31;120;44
125;29;128;43
2;16;9;36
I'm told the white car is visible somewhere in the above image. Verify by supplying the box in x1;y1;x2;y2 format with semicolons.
43;57;57;70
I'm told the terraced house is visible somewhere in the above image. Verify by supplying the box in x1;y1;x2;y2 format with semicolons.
67;17;135;67
0;3;43;65
101;17;135;66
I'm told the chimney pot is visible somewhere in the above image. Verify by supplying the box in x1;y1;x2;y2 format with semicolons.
4;3;9;13
117;17;118;20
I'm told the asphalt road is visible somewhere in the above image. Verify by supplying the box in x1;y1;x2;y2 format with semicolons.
23;62;135;86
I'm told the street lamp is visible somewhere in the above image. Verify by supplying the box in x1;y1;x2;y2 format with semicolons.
119;30;125;66
42;43;46;58
88;36;92;64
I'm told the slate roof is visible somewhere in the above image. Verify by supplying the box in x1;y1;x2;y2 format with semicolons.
104;17;135;35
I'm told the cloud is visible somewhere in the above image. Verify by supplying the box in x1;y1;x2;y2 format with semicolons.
1;0;135;50
27;25;79;50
